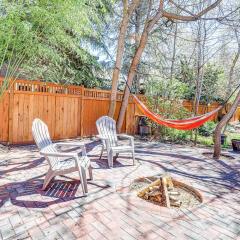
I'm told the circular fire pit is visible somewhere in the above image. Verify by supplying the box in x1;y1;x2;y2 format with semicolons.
129;175;203;209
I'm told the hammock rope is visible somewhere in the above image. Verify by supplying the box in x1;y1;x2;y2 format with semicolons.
124;79;240;130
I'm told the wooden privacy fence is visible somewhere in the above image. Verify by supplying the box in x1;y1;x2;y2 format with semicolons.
0;77;240;144
0;78;135;144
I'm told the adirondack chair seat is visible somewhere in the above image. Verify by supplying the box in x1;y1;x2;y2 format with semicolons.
40;150;90;172
32;118;93;196
96;116;135;168
52;158;76;171
111;145;133;152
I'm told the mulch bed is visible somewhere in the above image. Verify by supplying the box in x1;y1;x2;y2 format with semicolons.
202;152;235;160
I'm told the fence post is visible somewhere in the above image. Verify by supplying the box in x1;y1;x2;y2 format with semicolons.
80;86;84;137
8;81;14;144
126;96;135;134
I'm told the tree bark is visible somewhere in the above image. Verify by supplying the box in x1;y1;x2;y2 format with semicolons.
194;19;206;145
162;0;223;21
117;1;164;132
108;0;140;118
213;89;240;159
226;29;240;97
222;30;240;134
117;29;150;132
170;22;178;80
133;2;142;93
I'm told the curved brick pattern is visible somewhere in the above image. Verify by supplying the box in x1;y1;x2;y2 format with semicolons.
0;140;239;239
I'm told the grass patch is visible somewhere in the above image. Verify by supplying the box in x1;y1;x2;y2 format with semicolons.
196;132;240;147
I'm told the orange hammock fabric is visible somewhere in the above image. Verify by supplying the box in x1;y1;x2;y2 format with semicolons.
133;95;222;130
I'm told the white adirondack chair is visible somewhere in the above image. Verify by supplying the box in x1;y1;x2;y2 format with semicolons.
96;116;135;168
32;118;92;195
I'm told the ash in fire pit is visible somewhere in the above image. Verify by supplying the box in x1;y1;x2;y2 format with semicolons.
130;174;202;208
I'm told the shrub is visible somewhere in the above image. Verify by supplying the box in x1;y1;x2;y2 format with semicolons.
198;121;217;137
146;96;192;142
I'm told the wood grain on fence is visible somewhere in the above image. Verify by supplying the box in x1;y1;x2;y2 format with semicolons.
0;77;239;144
0;78;128;144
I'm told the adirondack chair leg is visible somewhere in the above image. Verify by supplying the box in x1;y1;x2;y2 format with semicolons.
42;171;54;190
108;151;113;168
81;167;88;193
88;166;93;180
132;151;135;165
78;168;87;196
99;145;104;160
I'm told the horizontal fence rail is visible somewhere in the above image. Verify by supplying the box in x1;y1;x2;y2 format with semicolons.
0;77;239;144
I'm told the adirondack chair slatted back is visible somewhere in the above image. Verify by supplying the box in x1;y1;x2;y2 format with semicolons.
32;118;58;167
32;119;52;149
96;116;118;147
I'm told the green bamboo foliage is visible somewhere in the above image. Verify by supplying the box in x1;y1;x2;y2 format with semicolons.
0;0;113;95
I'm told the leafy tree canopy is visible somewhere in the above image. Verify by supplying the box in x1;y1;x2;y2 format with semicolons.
0;0;113;88
176;58;225;103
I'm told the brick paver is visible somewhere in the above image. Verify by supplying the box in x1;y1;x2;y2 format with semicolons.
0;140;239;240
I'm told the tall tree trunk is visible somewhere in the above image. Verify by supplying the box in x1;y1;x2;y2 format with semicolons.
117;29;150;132
117;1;164;132
213;89;240;159
226;30;240;97
167;22;178;100
170;23;178;80
108;0;140;118
133;3;141;93
223;31;240;134
194;19;206;145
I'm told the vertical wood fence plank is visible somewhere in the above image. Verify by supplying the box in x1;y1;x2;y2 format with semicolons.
28;94;34;142
80;87;84;137
23;94;30;142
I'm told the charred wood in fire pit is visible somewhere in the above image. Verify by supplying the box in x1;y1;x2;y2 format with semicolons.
171;200;182;207
162;177;171;208
162;174;174;188
169;196;178;201
145;178;153;183
169;191;180;196
133;175;202;208
147;189;162;197
137;179;161;198
137;175;184;208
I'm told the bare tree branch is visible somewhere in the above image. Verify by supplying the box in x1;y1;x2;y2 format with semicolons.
162;0;223;21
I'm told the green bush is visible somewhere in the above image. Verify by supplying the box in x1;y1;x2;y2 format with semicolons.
0;0;111;88
198;121;217;137
146;96;192;142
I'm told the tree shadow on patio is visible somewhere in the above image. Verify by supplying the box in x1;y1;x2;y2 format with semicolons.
0;175;110;209
136;149;206;162
0;157;45;175
91;157;135;169
138;152;240;192
86;140;136;169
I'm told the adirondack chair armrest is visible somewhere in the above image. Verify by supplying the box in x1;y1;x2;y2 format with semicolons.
55;142;87;156
40;150;79;159
117;134;134;139
96;135;108;140
96;135;111;149
117;134;134;147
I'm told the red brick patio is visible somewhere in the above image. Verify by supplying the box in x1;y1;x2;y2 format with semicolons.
0;140;239;240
